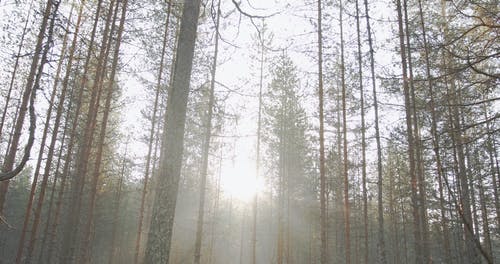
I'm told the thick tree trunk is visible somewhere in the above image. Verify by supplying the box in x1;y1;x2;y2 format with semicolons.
144;0;201;262
134;2;172;263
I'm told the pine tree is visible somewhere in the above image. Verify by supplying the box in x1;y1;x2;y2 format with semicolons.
144;0;201;262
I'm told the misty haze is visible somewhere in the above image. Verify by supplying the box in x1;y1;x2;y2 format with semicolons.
0;0;498;263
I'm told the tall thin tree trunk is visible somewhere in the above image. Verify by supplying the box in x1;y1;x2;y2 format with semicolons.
73;4;119;256
58;0;104;263
144;0;201;262
335;87;342;262
252;18;265;264
108;143;128;264
398;176;409;264
194;1;220;262
0;0;53;209
317;1;327;263
208;147;223;264
277;91;285;264
485;108;500;228
388;158;400;264
395;0;422;262
465;144;480;241
476;153;492;260
16;3;69;263
79;1;127;262
354;0;368;262
417;0;452;261
339;2;350;263
133;2;172;263
402;1;430;261
439;2;482;262
37;83;73;263
239;210;246;264
362;0;386;261
449;76;478;264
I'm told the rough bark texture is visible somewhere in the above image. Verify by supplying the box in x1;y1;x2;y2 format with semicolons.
144;0;201;262
134;2;172;263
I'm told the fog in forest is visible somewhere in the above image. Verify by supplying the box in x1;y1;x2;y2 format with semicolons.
0;0;498;263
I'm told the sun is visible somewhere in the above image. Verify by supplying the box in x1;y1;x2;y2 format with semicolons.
219;157;264;203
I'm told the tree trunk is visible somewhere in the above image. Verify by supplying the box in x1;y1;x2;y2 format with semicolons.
402;1;430;261
417;0;452;261
17;3;70;263
194;0;220;262
339;2;350;263
354;0;368;262
395;0;422;262
208;147;223;264
58;0;106;261
439;2;482;262
108;144;128;264
277;90;285;264
362;0;386;261
476;152;492;260
0;0;53;207
133;2;172;263
79;1;127;262
144;0;201;262
485;108;500;228
37;86;73;263
252;18;265;264
317;1;327;263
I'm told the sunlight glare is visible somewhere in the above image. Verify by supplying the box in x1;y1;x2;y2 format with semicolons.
219;158;264;203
